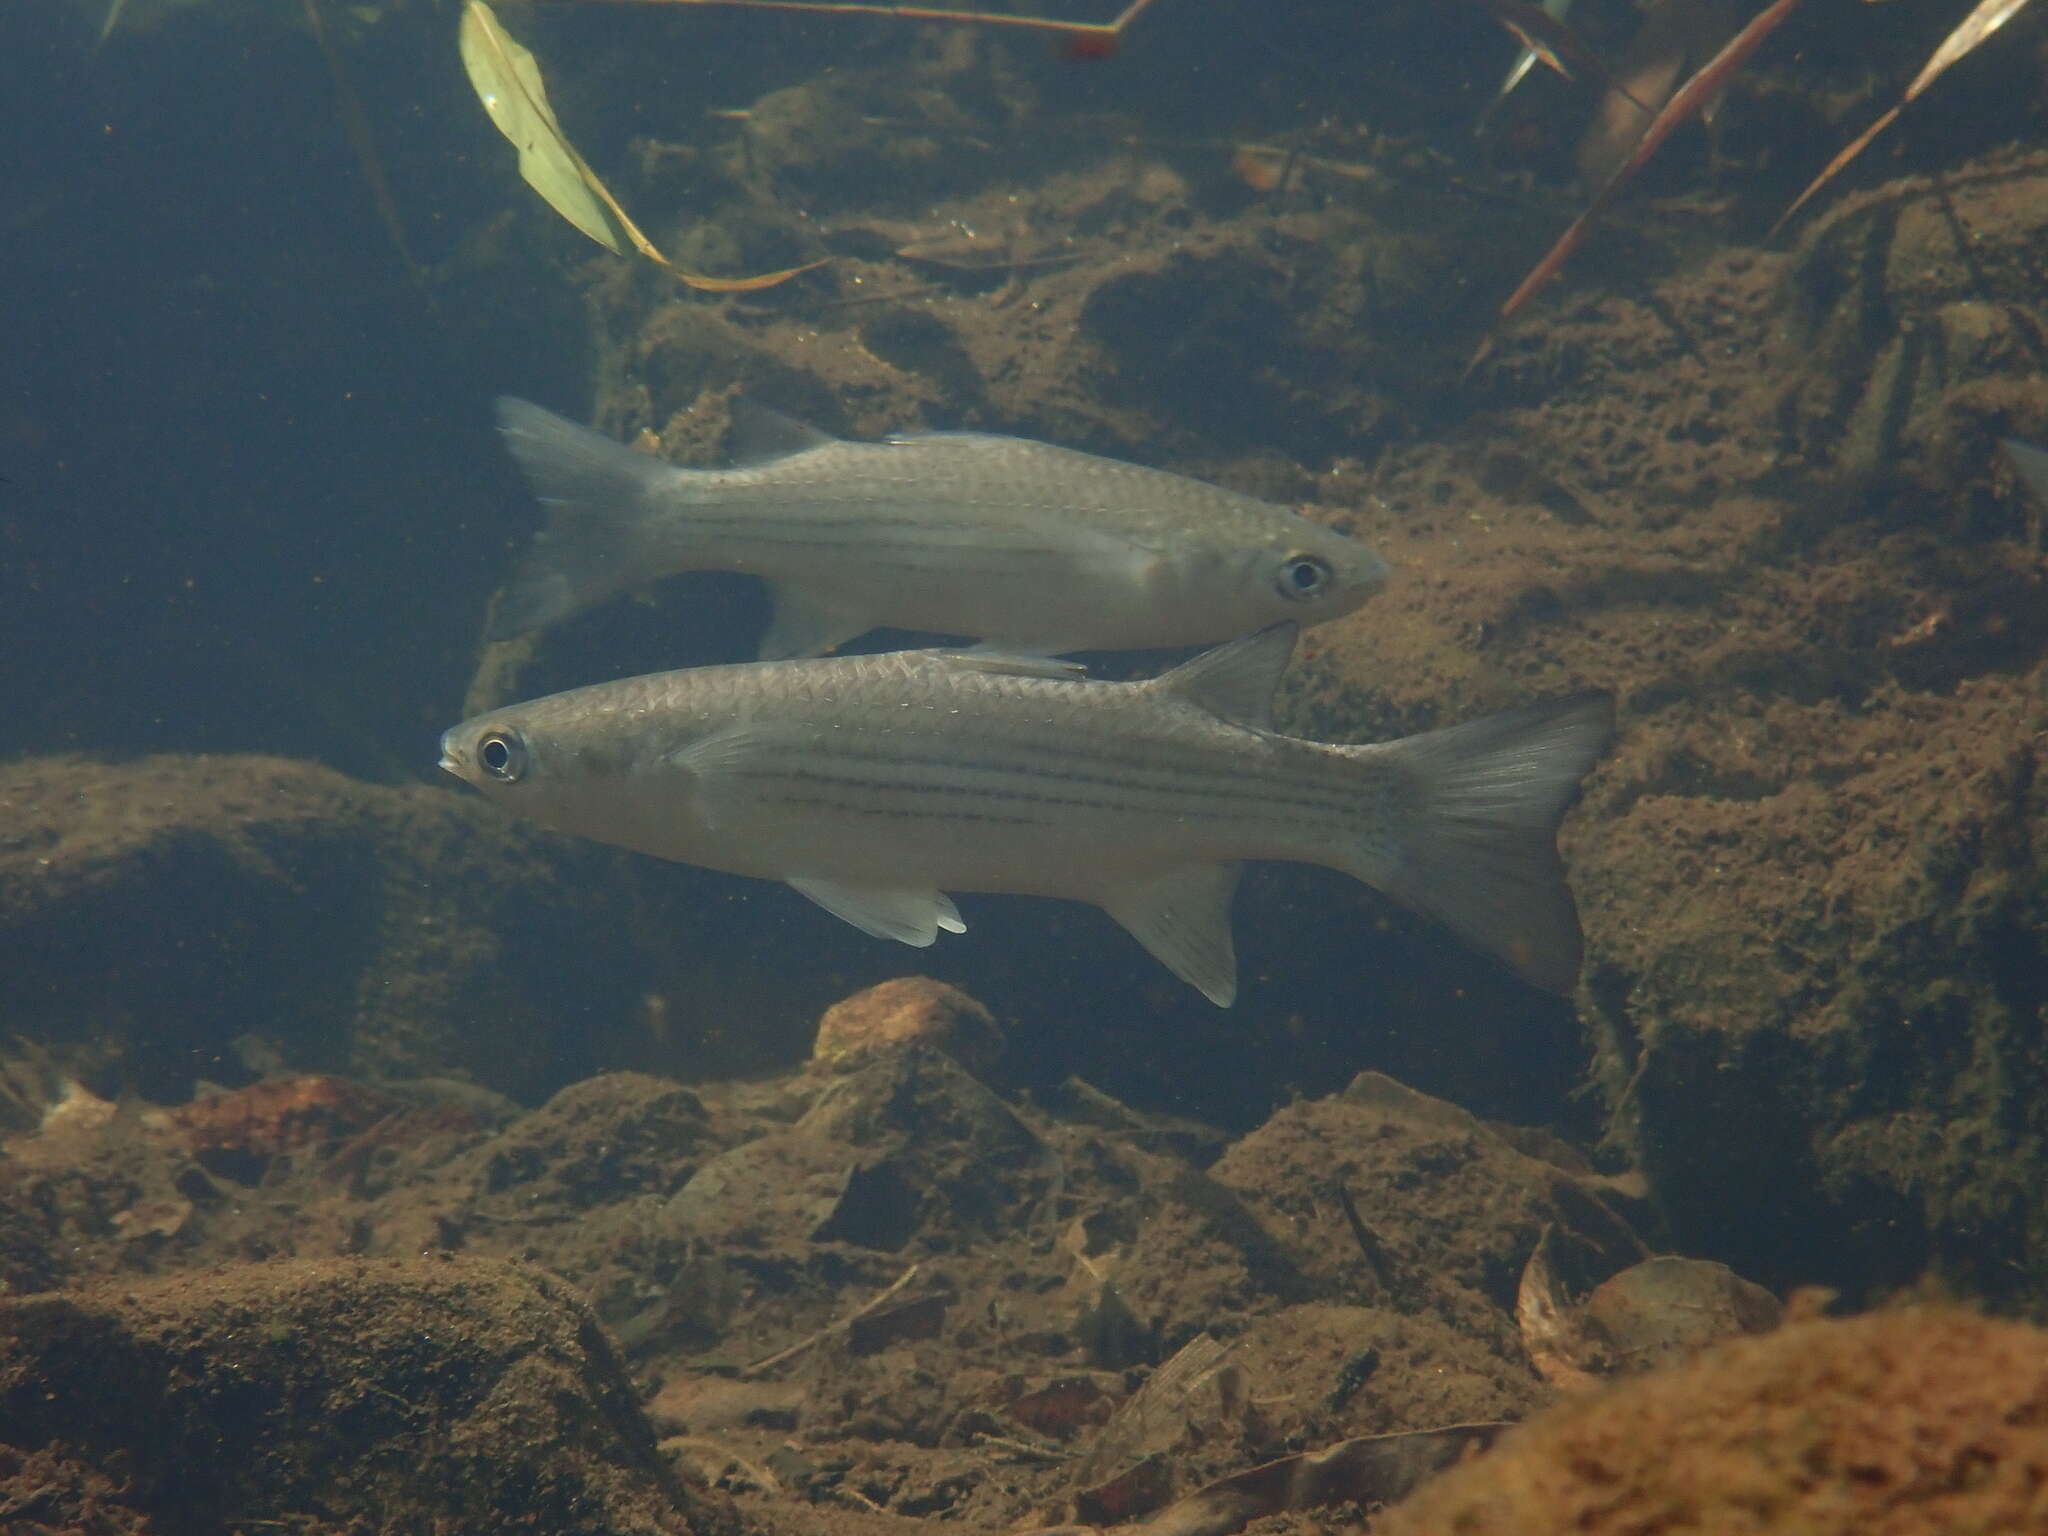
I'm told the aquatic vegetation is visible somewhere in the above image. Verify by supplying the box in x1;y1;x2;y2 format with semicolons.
1773;0;2044;235
460;0;820;290
1483;0;1805;339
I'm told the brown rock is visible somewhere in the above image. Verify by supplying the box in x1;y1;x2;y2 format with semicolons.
811;975;1005;1078
0;1256;730;1536
1377;1305;2048;1536
0;753;655;1103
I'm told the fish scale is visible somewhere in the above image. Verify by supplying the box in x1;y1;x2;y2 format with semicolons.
441;624;1613;1006
489;398;1391;658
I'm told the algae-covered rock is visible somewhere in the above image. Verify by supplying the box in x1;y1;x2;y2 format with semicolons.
0;1256;731;1535
0;753;650;1103
1377;1304;2048;1536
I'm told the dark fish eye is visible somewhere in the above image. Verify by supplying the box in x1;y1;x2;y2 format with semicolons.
478;730;528;783
1278;553;1333;602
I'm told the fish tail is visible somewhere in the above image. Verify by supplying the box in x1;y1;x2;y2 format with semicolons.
489;398;682;639
1342;692;1614;993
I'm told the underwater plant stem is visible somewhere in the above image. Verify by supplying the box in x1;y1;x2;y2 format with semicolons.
303;0;433;301
512;0;1165;41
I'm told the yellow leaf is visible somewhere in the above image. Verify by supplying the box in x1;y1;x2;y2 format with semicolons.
460;0;632;254
458;0;824;294
662;257;832;292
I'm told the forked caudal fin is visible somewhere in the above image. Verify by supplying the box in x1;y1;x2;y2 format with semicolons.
489;398;681;639
1357;692;1615;994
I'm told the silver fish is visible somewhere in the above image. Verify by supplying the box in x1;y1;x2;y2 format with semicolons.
439;624;1612;1004
489;398;1390;658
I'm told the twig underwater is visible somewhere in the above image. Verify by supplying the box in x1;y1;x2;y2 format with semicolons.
1469;0;1804;372
503;0;1167;47
1770;0;2041;241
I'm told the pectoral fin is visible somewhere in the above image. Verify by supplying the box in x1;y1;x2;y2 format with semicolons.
1099;863;1244;1007
760;585;873;660
789;875;967;947
668;726;782;833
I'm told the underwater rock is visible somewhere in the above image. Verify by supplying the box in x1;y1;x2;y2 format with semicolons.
810;975;1006;1080
1225;1301;1546;1446
1285;141;2048;1311
668;1045;1047;1253
0;1443;153;1536
473;1071;716;1211
1781;146;2048;492
0;1256;729;1536
0;752;653;1104
1210;1072;1646;1324
1375;1304;2048;1536
1576;671;2048;1303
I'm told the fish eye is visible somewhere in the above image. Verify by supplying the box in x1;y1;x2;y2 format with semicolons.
477;730;528;783
1277;553;1333;602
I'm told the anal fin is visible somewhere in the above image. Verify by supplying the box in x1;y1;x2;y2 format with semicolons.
789;875;966;947
761;584;873;660
1099;863;1244;1007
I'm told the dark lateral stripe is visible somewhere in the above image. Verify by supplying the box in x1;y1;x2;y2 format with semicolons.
680;506;1075;546
786;725;1369;822
843;702;1346;780
746;747;1361;828
675;526;1081;573
752;769;1222;825
759;790;1048;827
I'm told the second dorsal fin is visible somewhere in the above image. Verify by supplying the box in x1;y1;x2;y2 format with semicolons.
728;399;837;463
1151;623;1297;730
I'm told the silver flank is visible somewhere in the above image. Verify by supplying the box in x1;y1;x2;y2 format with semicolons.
440;625;1613;1006
487;399;1390;658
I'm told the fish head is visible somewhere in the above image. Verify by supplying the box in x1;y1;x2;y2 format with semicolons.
439;672;738;867
438;689;657;837
1212;519;1389;636
439;707;553;810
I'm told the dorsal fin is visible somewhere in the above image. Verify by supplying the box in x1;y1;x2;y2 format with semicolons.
728;399;837;464
939;649;1087;681
1152;623;1297;729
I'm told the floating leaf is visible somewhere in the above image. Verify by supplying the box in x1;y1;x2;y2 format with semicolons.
459;0;823;292
1773;0;2040;237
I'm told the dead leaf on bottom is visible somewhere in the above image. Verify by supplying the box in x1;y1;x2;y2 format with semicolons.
1518;1222;1783;1389
1516;1221;1610;1390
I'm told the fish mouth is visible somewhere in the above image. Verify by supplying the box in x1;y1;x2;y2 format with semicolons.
436;733;465;779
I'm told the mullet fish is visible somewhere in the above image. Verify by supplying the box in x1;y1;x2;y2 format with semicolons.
440;624;1612;1004
489;398;1390;659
